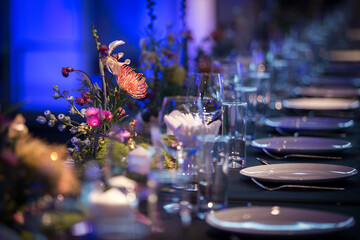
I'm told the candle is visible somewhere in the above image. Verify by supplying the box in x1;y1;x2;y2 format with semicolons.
128;146;151;175
88;188;134;220
108;175;136;190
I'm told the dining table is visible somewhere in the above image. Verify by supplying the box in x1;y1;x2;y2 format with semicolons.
147;105;360;240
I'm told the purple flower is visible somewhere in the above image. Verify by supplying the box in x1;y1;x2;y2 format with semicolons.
71;137;81;145
70;127;78;134
36;116;46;124
48;120;55;127
118;130;131;142
58;114;65;121
58;124;66;132
44;110;51;117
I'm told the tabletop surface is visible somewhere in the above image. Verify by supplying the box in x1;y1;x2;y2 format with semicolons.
148;109;360;240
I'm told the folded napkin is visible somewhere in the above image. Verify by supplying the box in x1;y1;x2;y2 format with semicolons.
164;110;221;147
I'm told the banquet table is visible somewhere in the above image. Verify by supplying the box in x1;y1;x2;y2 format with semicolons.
148;108;360;240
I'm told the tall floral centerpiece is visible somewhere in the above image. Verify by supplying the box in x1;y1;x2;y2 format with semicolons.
138;0;190;123
37;25;148;166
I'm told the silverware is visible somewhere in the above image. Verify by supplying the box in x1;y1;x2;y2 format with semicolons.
262;148;342;160
251;178;345;191
256;157;270;165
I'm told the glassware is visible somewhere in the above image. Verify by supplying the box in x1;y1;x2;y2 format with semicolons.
158;96;205;191
196;135;229;220
211;60;242;91
221;101;247;169
187;73;224;124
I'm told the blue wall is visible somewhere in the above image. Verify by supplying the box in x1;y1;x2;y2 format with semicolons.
10;0;182;112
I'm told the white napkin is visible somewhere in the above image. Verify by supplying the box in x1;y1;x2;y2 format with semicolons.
164;110;221;147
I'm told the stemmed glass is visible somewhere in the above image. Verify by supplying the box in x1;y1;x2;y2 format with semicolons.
158;96;205;191
211;60;242;91
186;73;224;125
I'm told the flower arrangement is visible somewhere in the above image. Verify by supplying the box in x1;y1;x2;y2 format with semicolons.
138;0;190;122
0;112;79;227
36;25;148;166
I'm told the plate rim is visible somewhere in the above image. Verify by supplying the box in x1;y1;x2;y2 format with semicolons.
264;116;354;131
282;97;360;110
251;136;352;154
205;206;355;236
295;86;360;97
239;163;358;183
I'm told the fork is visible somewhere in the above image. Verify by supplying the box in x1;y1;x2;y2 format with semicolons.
251;178;345;191
262;148;342;160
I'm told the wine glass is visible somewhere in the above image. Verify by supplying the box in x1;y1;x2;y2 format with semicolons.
186;73;224;124
211;60;242;91
158;96;205;191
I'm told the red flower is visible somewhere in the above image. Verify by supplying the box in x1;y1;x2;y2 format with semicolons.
75;97;85;106
99;45;109;54
81;93;88;99
61;67;74;77
116;66;147;99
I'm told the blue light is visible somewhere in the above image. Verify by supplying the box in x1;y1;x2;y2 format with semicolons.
10;0;85;112
10;0;182;112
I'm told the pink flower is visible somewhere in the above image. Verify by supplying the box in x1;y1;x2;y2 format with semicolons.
117;107;126;119
87;115;100;127
99;110;113;122
85;107;100;117
116;66;148;99
118;130;131;142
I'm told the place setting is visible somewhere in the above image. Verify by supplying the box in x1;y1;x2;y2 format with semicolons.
4;1;360;239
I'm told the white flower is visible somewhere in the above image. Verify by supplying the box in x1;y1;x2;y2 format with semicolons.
105;40;131;75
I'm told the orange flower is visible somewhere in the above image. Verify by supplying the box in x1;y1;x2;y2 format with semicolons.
116;65;147;99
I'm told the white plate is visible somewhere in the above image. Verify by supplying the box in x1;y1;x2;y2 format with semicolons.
295;86;360;98
312;76;360;87
251;136;351;154
264;116;354;131
327;50;360;62
282;98;359;110
240;163;357;183
206;206;355;236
